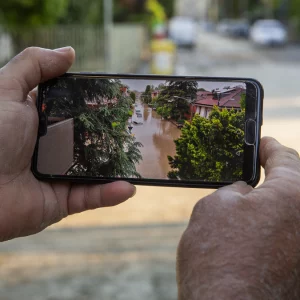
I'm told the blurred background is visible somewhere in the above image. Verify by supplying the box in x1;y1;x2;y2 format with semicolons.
0;0;300;299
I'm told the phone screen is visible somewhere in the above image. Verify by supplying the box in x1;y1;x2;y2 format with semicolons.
34;74;261;186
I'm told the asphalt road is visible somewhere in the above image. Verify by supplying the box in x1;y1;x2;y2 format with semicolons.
1;29;300;300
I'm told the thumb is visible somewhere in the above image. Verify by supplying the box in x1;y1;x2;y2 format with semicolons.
259;136;300;180
0;46;75;102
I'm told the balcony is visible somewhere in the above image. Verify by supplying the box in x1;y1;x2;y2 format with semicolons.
37;118;74;175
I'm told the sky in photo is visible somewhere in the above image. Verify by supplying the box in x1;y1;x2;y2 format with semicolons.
121;79;246;92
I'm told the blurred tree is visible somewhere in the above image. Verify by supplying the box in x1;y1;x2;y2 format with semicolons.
290;0;300;18
168;106;245;181
0;0;69;52
116;0;174;23
58;0;103;25
0;0;69;28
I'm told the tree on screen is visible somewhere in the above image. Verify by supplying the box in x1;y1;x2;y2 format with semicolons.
155;80;198;121
130;91;136;102
141;84;152;104
43;77;143;178
168;106;245;181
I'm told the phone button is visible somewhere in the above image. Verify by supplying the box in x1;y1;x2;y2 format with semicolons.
245;119;256;145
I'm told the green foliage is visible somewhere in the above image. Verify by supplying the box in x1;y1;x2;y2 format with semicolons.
58;1;103;25
155;80;198;121
43;77;143;178
240;93;246;110
156;105;171;119
141;84;153;104
130;91;136;102
0;0;69;29
158;0;175;18
168;106;245;181
115;0;175;23
290;0;300;18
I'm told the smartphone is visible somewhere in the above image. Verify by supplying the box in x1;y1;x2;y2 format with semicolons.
32;73;263;189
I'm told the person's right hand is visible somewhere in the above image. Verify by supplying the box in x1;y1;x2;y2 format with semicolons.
0;47;136;242
177;137;300;300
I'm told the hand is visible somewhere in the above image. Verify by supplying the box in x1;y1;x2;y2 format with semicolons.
177;137;300;300
0;47;136;242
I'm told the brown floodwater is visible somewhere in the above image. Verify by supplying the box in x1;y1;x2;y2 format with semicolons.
130;101;181;179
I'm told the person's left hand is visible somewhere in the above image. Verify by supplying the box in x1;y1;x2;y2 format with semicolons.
0;47;136;242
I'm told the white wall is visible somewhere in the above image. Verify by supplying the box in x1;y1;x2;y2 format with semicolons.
0;33;13;65
175;0;210;19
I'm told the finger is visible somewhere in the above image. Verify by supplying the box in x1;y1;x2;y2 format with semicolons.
216;181;253;196
28;86;38;103
66;181;136;215
207;181;253;204
0;46;75;102
191;181;253;221
260;136;300;179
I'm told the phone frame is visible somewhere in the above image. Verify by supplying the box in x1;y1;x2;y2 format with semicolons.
32;73;264;189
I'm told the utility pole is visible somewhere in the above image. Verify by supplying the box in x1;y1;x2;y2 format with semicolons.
104;0;113;72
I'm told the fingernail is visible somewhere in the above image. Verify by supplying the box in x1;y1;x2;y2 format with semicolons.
130;186;137;198
54;46;72;53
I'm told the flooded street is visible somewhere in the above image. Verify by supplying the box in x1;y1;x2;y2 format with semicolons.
130;101;181;179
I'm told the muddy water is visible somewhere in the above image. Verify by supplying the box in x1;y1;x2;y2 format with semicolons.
130;102;181;179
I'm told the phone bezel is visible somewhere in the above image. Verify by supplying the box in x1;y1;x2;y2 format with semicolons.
32;73;264;189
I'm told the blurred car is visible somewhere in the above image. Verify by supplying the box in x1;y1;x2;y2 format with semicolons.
168;17;198;48
250;19;288;46
217;19;234;35
200;20;215;32
217;19;250;38
229;19;250;38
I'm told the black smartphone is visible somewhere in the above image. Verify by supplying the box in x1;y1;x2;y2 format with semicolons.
32;73;263;189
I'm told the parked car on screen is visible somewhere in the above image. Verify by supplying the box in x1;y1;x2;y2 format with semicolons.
250;19;288;46
168;16;198;48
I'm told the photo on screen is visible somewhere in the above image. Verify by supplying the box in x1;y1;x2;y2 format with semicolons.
37;77;246;182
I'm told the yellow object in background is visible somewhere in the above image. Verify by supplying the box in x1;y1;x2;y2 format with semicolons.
150;39;176;75
146;0;166;23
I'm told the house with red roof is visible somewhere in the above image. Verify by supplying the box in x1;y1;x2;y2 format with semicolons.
151;90;160;99
192;87;245;119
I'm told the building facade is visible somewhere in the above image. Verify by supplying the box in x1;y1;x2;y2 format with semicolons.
193;87;245;119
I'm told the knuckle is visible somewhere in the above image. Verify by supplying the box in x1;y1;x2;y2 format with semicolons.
285;146;300;159
21;46;40;57
191;195;213;218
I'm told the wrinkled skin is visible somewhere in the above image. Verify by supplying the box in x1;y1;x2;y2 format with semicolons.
0;47;136;242
177;137;300;300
